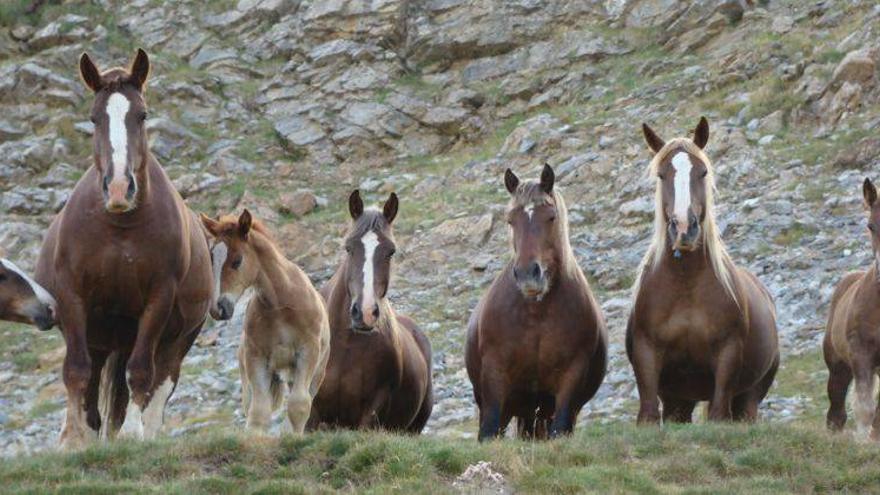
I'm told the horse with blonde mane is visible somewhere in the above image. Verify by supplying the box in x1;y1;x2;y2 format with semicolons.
201;210;330;434
466;164;607;440
627;117;779;424
0;258;56;330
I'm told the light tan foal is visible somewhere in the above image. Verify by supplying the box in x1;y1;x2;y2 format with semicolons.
202;210;330;433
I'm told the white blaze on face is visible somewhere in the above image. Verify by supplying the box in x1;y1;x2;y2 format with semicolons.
360;231;379;311
0;258;56;308
526;203;536;221
211;242;228;304
106;92;131;182
671;152;693;227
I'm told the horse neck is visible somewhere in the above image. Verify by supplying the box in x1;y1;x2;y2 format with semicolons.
249;232;294;308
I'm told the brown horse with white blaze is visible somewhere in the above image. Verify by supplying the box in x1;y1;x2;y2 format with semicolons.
466;164;607;441
824;178;880;440
201;210;330;434
627;117;779;424
34;49;213;448
309;191;433;432
0;258;56;330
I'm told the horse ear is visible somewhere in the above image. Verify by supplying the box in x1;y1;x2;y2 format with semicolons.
864;178;877;208
348;190;364;219
238;209;252;239
200;213;220;236
642;123;665;154
504;169;519;194
540;163;555;194
383;192;399;224
79;52;102;93
693;116;709;149
129;48;150;91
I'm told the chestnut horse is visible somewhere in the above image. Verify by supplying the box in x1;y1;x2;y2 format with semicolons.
0;258;56;330
308;191;433;432
466;164;607;441
627;117;779;424
824;178;880;440
34;50;213;448
201;210;330;434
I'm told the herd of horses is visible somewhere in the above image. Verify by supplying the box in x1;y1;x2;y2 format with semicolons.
1;49;879;450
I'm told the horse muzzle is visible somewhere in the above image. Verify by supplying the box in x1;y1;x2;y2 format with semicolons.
513;262;548;301
23;300;56;331
350;302;379;333
211;297;235;321
103;175;137;213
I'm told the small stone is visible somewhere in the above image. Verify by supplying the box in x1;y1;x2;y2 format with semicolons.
280;190;318;217
758;135;775;146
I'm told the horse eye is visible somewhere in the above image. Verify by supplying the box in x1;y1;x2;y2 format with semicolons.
658;173;666;180
700;170;708;178
231;258;242;270
388;249;396;258
90;115;97;124
138;111;147;122
869;223;876;233
548;215;556;222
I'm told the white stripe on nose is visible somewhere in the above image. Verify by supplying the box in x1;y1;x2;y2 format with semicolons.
106;93;131;182
0;258;56;308
671;152;692;227
360;231;379;311
211;242;228;304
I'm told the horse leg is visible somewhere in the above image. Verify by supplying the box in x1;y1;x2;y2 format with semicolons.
121;288;175;439
707;343;741;421
660;394;696;424
477;367;507;441
631;336;662;424
549;363;589;438
852;359;877;438
58;297;95;450
733;354;779;422
244;354;274;433
238;344;251;424
85;349;108;433
517;410;536;440
825;362;852;432
286;347;320;435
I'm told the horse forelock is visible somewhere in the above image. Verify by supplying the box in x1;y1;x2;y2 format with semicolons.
347;208;390;241
508;181;575;272
633;138;740;307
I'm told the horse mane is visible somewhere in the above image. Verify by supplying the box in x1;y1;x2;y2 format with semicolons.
509;181;577;275
633;137;740;306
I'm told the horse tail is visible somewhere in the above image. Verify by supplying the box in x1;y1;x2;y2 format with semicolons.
98;351;128;439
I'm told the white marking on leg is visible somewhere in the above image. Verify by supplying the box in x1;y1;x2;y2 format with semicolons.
360;231;379;311
142;378;173;439
210;242;228;306
671;152;693;226
119;372;144;439
1;258;56;308
106;93;131;183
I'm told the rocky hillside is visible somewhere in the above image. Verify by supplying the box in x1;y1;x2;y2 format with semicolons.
0;0;879;455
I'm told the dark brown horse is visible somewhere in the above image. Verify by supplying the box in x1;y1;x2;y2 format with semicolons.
824;178;880;440
627;117;779;424
466;164;607;441
308;191;432;432
0;258;56;330
34;49;213;448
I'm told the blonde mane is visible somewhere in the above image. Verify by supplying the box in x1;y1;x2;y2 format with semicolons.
633;138;740;305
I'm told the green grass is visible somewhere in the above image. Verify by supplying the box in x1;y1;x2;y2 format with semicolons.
3;424;880;493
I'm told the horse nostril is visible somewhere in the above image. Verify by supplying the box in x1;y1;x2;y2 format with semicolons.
102;175;110;193
350;304;362;321
126;178;136;199
529;262;541;279
371;305;379;319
